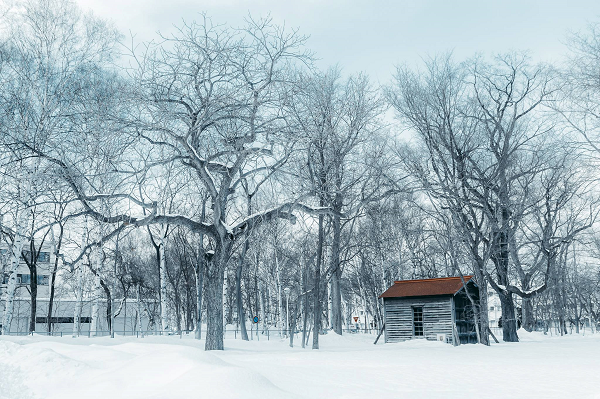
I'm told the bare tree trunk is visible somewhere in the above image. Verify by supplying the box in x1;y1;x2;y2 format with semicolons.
158;230;169;331
205;268;225;349
47;224;63;334
301;254;308;349
499;291;519;342
194;202;207;340
289;302;296;348
136;284;144;337
275;254;285;337
204;243;232;351
90;248;102;337
235;253;249;340
331;267;343;335
312;212;324;349
330;194;343;335
522;297;534;332
72;265;84;337
493;223;519;342
222;264;228;333
26;237;40;333
259;281;267;333
1;204;28;335
28;262;37;333
100;279;112;335
235;196;252;341
477;276;490;345
194;260;204;339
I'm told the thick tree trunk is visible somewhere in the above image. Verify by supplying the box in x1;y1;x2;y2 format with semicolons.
477;279;490;345
492;218;519;342
499;291;519;342
522;297;534;332
204;243;231;351
331;268;342;335
100;279;112;335
470;265;490;346
205;269;225;350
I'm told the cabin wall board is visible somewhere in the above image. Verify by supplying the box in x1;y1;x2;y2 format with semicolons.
384;296;454;343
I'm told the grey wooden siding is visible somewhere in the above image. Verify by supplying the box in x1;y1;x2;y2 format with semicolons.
384;296;453;343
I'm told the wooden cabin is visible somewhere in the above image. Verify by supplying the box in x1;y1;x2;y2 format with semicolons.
380;276;480;345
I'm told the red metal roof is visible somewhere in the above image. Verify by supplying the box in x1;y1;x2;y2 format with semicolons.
379;276;474;298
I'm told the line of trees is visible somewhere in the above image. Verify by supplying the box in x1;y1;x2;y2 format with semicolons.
1;0;599;350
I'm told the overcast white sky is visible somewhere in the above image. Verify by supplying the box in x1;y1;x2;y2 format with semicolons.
76;0;600;83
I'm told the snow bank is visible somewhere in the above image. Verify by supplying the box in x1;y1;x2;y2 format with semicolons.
1;331;599;398
0;342;32;399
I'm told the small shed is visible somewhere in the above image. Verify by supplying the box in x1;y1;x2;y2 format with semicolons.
379;276;480;345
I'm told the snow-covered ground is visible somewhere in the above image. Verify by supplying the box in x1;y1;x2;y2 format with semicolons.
1;330;599;399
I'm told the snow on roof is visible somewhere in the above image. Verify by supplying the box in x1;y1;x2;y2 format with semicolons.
379;276;474;298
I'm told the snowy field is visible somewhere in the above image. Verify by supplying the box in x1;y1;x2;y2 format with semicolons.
1;330;599;399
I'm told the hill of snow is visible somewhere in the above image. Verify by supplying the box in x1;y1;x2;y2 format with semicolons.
1;330;599;398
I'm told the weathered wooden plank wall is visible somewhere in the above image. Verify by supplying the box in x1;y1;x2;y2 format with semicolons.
384;296;453;343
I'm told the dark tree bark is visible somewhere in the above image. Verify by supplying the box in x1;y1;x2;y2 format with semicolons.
312;211;325;350
490;216;519;342
330;196;343;335
47;222;64;334
99;279;112;333
235;194;253;341
24;235;49;333
204;242;233;351
28;262;37;333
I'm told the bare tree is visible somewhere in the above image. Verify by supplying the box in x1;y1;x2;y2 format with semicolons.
288;68;385;345
386;53;591;342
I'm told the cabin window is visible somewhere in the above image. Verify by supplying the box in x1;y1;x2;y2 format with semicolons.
412;306;424;336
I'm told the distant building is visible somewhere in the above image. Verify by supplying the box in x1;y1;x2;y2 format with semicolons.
0;245;52;297
380;276;480;345
1;243;55;332
1;243;151;335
